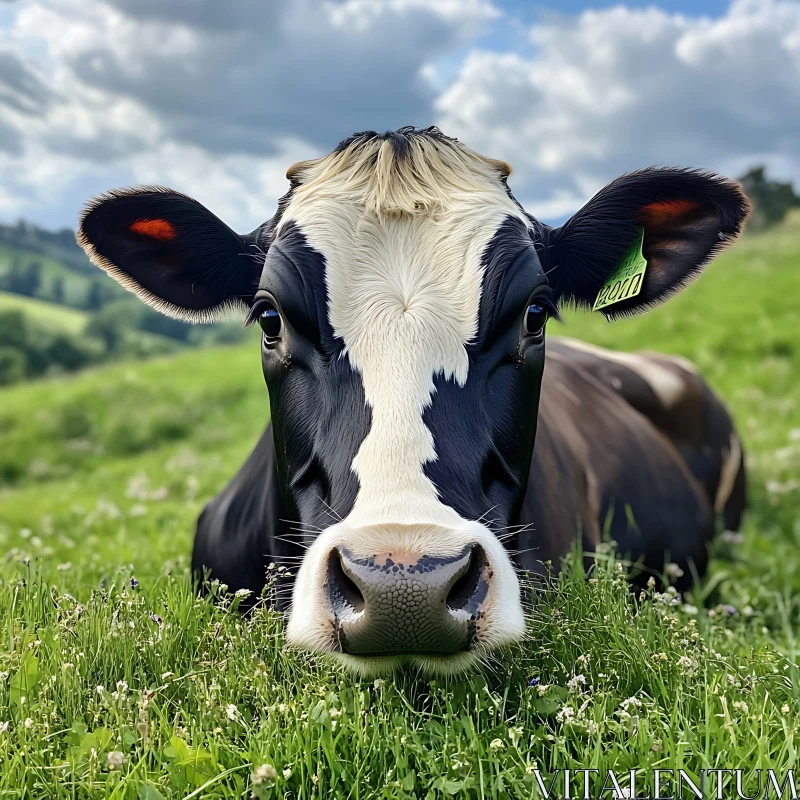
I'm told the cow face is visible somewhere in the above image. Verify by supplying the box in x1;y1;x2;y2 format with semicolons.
78;127;748;674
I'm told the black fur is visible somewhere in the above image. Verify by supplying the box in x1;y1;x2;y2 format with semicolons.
78;187;264;320
191;425;296;608
423;217;549;527
333;125;460;159
258;226;371;529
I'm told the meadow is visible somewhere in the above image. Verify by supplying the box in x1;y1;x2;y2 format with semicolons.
0;214;799;798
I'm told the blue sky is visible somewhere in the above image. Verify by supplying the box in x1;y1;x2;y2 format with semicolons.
0;0;798;231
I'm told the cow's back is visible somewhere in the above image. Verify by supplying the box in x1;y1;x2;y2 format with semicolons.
550;338;746;532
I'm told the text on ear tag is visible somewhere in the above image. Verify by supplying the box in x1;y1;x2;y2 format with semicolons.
593;227;647;311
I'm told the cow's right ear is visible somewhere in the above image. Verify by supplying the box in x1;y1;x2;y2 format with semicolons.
77;187;263;322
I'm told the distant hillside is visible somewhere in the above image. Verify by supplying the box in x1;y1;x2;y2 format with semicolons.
0;219;93;275
0;290;89;334
0;221;124;310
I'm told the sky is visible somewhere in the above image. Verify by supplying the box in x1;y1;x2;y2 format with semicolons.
0;0;798;231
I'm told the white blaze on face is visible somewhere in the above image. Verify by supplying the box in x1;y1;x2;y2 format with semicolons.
278;137;530;669
279;151;528;528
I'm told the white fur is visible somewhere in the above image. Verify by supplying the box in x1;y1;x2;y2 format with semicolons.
279;135;529;673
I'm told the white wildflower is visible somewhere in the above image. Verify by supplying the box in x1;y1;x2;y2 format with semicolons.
489;738;505;750
567;674;587;692
252;764;278;785
24;718;33;729
620;696;642;712
556;706;575;724
112;680;128;701
107;751;124;770
226;703;238;720
235;588;252;599
678;655;696;674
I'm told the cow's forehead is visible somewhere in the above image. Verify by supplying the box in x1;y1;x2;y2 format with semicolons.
273;131;532;298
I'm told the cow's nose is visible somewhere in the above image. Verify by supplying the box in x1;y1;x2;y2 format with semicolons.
325;544;489;654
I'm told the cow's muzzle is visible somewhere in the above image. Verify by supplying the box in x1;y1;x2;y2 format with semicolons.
285;521;526;675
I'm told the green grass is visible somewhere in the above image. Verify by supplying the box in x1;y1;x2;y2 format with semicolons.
0;291;89;335
1;214;800;797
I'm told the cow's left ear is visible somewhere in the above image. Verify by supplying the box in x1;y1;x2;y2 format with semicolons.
542;168;750;318
78;186;263;322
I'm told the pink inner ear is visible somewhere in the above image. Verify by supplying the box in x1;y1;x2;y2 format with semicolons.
638;199;702;227
130;218;177;241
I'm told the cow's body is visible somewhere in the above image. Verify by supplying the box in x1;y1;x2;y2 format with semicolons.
194;336;745;596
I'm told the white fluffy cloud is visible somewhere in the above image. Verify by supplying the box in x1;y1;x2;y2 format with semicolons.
437;0;800;220
0;0;798;229
0;0;496;228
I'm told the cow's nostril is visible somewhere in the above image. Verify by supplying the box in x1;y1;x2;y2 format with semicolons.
446;545;486;611
327;548;365;613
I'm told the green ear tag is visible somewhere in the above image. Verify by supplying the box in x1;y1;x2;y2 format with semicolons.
592;227;647;312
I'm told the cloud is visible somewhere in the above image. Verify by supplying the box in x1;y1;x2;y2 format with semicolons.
0;0;497;228
0;49;52;117
0;0;798;230
13;0;497;153
436;0;800;220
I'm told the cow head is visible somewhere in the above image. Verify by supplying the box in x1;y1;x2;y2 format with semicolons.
78;127;748;674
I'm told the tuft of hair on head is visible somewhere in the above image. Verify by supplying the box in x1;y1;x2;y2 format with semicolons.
285;126;512;219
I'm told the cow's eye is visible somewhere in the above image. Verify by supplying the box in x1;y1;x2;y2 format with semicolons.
524;303;548;339
258;303;282;340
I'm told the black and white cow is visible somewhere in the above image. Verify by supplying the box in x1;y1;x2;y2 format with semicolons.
78;127;749;675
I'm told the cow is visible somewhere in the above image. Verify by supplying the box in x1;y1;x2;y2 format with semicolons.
77;126;749;676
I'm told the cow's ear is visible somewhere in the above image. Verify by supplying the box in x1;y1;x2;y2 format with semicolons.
78;187;263;322
542;168;750;318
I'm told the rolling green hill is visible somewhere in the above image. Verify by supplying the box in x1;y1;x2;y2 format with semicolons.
0;290;89;334
0;239;122;310
0;214;799;795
